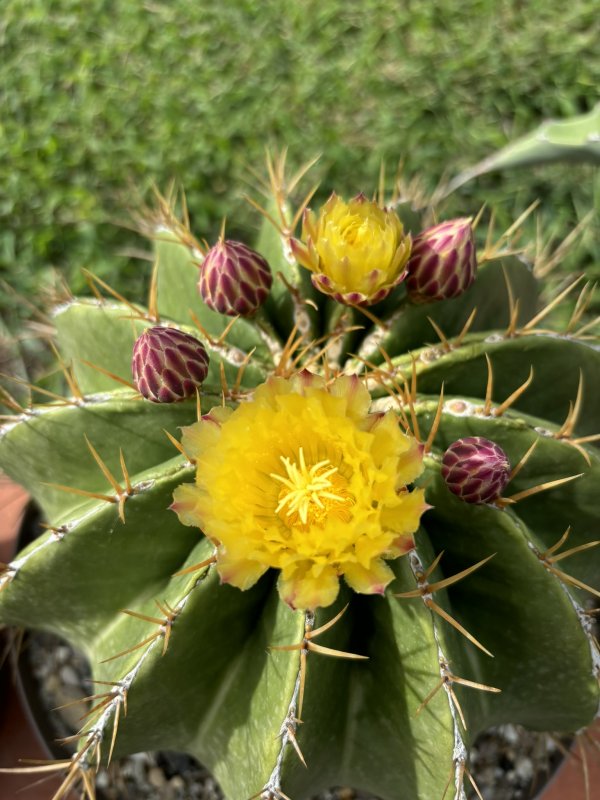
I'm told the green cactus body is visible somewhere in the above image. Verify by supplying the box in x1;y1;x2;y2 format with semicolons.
0;177;599;800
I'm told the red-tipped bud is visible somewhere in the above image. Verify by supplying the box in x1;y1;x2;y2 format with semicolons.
442;437;510;505
198;240;272;317
405;218;476;304
132;326;209;403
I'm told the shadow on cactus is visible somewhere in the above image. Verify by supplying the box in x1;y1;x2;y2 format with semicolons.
0;153;599;800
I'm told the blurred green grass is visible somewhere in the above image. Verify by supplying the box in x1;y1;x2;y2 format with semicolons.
1;0;599;323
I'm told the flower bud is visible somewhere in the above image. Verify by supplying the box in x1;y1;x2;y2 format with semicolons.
405;218;476;304
132;326;209;403
441;436;510;505
198;240;272;317
290;193;411;306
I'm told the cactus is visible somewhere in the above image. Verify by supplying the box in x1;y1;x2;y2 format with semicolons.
0;154;599;800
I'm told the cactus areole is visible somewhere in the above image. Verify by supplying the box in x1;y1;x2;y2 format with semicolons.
0;159;598;800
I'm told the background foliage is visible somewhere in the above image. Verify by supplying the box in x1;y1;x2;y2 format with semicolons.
1;0;599;322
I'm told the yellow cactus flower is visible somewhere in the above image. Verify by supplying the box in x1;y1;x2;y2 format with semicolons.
290;193;412;306
172;372;426;610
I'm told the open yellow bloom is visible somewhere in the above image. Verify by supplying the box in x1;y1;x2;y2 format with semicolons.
290;193;412;306
172;372;426;610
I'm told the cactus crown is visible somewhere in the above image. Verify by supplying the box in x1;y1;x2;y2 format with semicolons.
0;153;599;800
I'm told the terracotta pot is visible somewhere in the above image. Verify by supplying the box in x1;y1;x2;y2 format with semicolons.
0;479;68;798
537;719;600;800
0;477;597;798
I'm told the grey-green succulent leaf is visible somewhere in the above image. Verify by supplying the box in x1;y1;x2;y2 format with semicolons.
445;103;600;194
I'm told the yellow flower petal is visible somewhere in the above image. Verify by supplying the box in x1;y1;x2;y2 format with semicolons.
381;489;428;549
217;552;269;590
171;483;204;528
343;559;395;595
278;563;340;610
181;406;233;458
328;374;372;419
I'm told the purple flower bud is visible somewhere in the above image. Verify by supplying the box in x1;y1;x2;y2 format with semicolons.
442;437;510;505
406;218;477;304
132;326;210;403
198;240;272;317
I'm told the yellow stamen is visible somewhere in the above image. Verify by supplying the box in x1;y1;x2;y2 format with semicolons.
271;447;354;526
